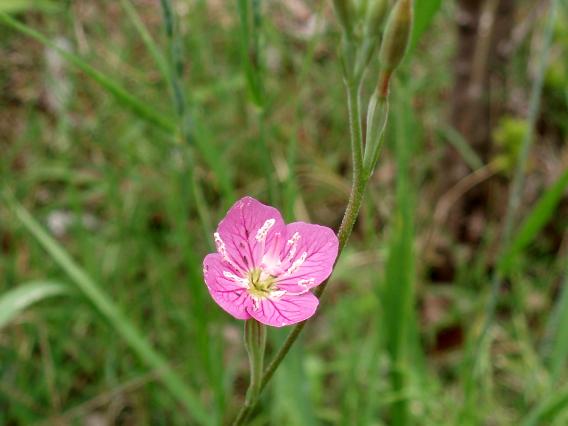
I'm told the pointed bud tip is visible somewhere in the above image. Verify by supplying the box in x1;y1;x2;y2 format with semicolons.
378;0;414;73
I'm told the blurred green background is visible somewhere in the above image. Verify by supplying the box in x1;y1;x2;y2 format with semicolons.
1;0;568;424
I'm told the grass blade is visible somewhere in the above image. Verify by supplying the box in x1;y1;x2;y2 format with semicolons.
382;80;418;426
500;167;568;273
0;0;57;14
522;384;568;426
119;0;169;81
3;194;211;425
438;124;484;171
542;256;568;381
409;0;443;51
0;281;69;330
0;13;176;133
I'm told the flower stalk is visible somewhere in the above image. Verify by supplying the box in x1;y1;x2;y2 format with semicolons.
243;319;266;405
232;0;414;423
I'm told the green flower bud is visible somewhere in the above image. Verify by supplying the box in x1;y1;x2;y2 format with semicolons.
379;0;413;73
332;0;354;37
365;0;389;39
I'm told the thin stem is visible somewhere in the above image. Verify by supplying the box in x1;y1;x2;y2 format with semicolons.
232;77;368;425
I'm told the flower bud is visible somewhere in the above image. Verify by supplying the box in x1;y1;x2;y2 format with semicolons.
365;0;389;39
332;0;354;36
379;0;413;74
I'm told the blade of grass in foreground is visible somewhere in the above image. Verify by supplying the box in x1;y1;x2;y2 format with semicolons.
0;281;69;330
0;0;57;14
383;79;418;426
3;194;211;425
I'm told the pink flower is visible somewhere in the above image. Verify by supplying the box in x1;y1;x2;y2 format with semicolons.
203;196;339;327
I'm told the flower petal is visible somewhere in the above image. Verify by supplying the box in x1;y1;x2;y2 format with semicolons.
203;253;251;320
216;196;286;273
247;292;319;327
276;222;339;292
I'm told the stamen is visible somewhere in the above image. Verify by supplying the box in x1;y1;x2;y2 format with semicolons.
246;267;282;308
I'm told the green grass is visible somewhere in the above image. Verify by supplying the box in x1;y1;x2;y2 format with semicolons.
1;1;568;425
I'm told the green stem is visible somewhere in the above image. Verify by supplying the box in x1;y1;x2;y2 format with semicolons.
233;320;266;425
231;78;368;425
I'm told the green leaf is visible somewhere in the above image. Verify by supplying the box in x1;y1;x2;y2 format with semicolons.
3;194;211;425
0;281;69;330
0;0;57;14
410;0;443;51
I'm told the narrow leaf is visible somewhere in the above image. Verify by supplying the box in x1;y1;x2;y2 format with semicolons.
522;385;568;426
119;0;169;81
0;281;69;330
0;0;57;13
410;0;443;50
543;260;568;380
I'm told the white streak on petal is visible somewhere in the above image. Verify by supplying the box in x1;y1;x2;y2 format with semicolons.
287;232;300;245
298;278;315;289
251;296;261;311
284;251;307;276
268;290;286;300
286;232;301;260
214;232;227;257
255;218;276;242
214;232;240;270
222;271;248;288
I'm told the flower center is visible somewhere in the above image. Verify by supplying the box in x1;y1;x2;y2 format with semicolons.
247;268;277;299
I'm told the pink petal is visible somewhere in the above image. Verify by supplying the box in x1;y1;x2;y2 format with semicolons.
203;253;251;320
276;222;339;292
215;196;286;273
247;292;319;327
